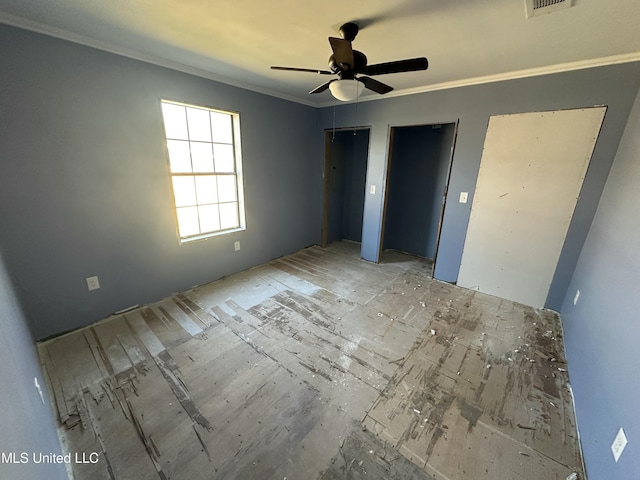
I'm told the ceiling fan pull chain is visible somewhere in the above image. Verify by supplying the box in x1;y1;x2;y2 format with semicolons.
354;80;359;135
332;105;336;142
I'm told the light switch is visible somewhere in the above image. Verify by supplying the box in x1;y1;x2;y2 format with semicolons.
86;276;100;291
459;192;468;203
370;185;376;195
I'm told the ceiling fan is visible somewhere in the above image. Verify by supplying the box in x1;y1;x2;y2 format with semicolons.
271;22;428;101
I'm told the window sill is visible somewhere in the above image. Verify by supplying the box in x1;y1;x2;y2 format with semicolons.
179;226;245;245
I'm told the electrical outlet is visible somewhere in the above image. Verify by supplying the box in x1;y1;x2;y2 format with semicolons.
86;275;100;291
234;241;241;251
573;289;580;305
611;427;628;462
459;192;468;203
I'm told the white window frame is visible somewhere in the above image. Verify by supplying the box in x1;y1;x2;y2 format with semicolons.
160;99;246;243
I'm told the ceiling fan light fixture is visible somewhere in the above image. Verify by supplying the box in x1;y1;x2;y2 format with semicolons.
329;79;364;101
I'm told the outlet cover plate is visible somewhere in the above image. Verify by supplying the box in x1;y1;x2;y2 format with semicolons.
611;427;628;462
234;241;241;251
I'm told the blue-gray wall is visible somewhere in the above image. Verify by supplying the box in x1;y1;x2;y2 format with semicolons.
0;248;67;480
560;88;640;480
318;63;640;312
383;124;454;259
0;24;322;339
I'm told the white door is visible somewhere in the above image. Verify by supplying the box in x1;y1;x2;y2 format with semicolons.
457;107;606;307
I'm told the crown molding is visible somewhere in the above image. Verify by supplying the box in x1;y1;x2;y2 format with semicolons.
3;12;639;109
0;12;318;107
315;51;640;107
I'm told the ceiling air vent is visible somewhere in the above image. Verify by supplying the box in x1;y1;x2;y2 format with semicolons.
525;0;573;18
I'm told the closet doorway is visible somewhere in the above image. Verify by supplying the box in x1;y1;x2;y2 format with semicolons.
322;128;370;247
380;123;457;270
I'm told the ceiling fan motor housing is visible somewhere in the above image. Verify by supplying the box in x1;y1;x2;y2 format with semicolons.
339;22;360;41
329;50;367;78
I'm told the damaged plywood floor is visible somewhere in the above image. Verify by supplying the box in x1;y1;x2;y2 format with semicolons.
39;241;584;480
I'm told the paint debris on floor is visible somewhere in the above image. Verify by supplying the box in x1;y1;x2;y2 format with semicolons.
39;242;584;480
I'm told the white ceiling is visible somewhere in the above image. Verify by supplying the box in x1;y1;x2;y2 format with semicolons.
1;0;639;106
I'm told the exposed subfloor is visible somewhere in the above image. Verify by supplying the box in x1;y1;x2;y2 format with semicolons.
39;241;584;480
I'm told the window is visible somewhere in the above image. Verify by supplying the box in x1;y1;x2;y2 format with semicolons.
160;100;245;241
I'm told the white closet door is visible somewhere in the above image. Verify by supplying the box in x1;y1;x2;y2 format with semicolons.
457;107;606;307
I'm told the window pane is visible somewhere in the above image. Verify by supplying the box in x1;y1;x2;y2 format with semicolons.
187;108;212;142
172;176;197;207
217;175;237;203
167;140;192;173
162;101;243;240
176;206;200;237
191;142;214;173
211;112;233;143
195;175;218;204
162;103;188;139
198;204;220;233
213;144;235;172
219;202;239;230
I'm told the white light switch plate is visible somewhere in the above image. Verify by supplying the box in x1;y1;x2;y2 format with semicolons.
370;185;376;195
459;192;468;203
86;276;100;291
611;427;628;462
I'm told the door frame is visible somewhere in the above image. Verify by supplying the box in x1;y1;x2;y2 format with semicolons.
432;121;459;269
377;126;395;259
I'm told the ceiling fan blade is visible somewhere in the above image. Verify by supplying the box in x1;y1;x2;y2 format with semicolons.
309;79;335;94
358;76;393;95
362;57;428;76
328;37;355;70
271;66;333;75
